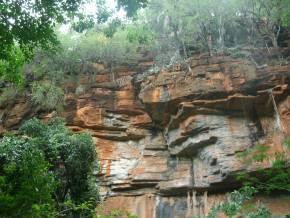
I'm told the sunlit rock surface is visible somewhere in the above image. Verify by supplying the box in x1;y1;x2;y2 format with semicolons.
1;53;290;217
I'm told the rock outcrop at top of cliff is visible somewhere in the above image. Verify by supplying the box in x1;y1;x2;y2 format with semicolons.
1;50;290;217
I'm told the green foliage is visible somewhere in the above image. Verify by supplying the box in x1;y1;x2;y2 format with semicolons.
0;86;20;107
0;0;91;84
0;0;151;84
26;28;143;78
237;141;290;194
0;46;26;85
117;0;148;17
78;29;141;65
31;81;65;111
238;144;270;163
98;209;138;218
2;0;290;85
284;137;290;149
208;186;257;218
71;0;113;33
0;135;56;217
72;15;96;33
242;0;289;47
0;118;98;217
243;207;272;218
195;186;272;218
103;18;122;38
138;0;290;66
126;24;154;44
0;0;88;59
20;118;98;217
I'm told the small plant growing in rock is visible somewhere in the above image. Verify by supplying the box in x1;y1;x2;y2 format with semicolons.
194;186;272;218
198;137;290;218
0;86;20;107
98;208;138;218
31;81;65;112
237;141;290;194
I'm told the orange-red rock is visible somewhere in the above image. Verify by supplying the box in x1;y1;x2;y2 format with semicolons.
1;54;290;217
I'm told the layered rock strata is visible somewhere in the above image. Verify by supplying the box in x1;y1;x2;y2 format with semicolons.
1;53;290;217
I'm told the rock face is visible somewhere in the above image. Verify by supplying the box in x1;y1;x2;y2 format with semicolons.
1;53;290;217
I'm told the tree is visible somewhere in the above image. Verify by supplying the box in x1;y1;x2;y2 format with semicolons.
0;45;25;85
0;0;142;84
20;118;98;217
0;0;88;84
145;0;196;66
144;0;290;61
0;0;148;58
0;118;98;217
243;0;286;48
72;0;113;33
0;135;56;217
103;18;122;38
145;0;246;65
0;0;89;58
117;0;148;17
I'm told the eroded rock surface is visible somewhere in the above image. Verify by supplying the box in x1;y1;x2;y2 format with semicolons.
1;54;290;217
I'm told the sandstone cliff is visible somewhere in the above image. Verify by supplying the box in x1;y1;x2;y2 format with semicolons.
1;51;290;217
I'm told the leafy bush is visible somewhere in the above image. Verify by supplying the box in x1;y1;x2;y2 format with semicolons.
0;135;56;217
0;86;20;107
207;186;256;218
98;209;138;218
103;18;122;38
195;186;272;218
126;24;154;45
0;46;26;85
31;81;65;111
237;144;270;163
284;137;290;149
0;118;99;217
26;28;144;79
243;207;272;218
237;140;290;194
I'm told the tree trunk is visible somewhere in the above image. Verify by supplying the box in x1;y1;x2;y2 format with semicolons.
272;25;280;48
207;34;212;56
272;37;278;48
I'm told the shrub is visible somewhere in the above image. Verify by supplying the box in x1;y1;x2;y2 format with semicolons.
237;140;290;194
0;86;20;107
31;81;65;111
126;24;154;45
195;186;272;218
98;209;138;218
